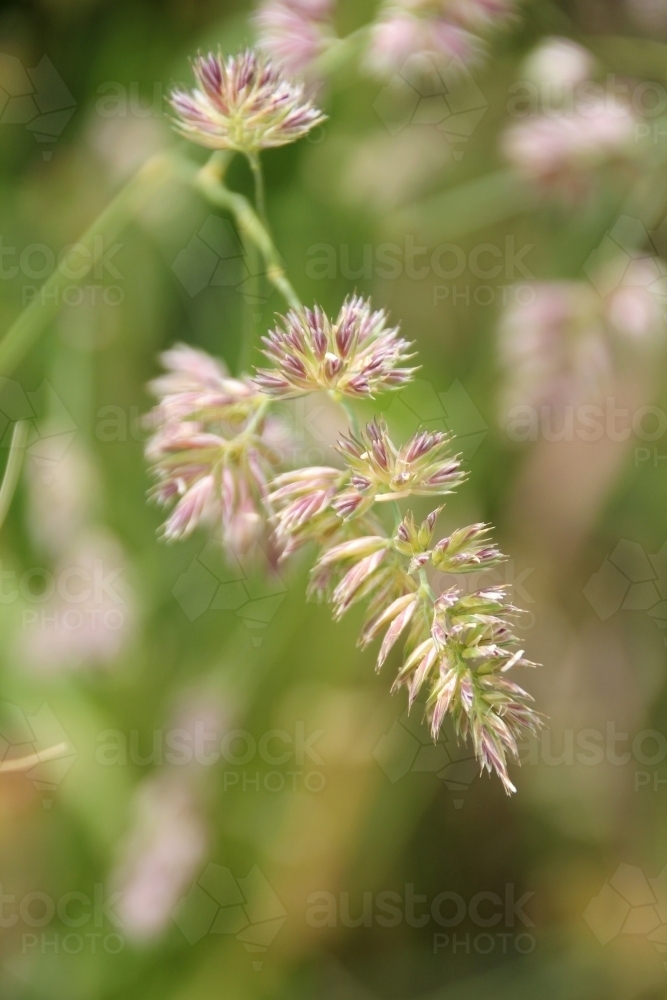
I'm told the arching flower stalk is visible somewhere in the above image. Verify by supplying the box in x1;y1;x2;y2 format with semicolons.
268;419;541;794
146;43;542;796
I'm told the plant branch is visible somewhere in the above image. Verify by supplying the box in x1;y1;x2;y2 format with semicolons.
192;157;302;313
247;152;267;225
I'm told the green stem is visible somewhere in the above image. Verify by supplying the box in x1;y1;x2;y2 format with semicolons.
419;567;436;603
239;239;262;375
193;158;301;313
0;420;29;529
247;152;267;226
391;499;403;532
338;397;359;436
0;153;175;378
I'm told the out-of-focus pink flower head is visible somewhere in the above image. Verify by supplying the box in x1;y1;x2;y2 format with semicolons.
501;100;637;200
19;531;136;673
598;256;667;342
254;0;336;80
368;9;478;74
112;773;207;941
367;0;515;74
26;440;99;560
521;36;596;88
498;264;667;424
498;282;611;416
145;344;279;557
445;0;517;30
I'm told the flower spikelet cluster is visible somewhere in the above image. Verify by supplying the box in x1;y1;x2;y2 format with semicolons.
266;415;541;793
254;296;415;399
170;49;325;152
334;418;465;517
145;344;280;556
145;299;540;792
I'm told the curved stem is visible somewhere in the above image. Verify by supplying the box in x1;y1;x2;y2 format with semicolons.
194;159;301;313
248;152;267;226
0;741;70;773
0;420;29;530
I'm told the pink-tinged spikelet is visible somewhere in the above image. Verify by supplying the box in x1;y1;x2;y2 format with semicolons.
145;344;277;557
254;296;416;399
170;49;326;152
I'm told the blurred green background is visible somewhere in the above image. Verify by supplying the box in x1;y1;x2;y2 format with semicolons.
1;0;667;997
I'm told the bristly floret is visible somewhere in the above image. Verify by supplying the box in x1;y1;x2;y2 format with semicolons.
145;344;279;556
253;296;416;399
170;49;326;152
316;508;542;795
267;466;345;558
333;417;465;518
